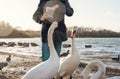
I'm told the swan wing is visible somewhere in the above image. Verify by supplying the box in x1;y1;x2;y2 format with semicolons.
22;61;59;79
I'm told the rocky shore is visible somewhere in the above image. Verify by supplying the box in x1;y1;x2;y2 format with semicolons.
0;52;120;79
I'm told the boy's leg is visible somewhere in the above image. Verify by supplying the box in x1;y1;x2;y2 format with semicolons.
54;41;62;56
42;41;62;61
42;42;50;61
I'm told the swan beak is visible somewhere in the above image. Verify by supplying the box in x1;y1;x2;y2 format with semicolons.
71;30;76;39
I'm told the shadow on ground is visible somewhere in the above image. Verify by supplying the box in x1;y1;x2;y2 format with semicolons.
0;75;9;79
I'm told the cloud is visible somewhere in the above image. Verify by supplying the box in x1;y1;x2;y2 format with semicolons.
104;11;114;17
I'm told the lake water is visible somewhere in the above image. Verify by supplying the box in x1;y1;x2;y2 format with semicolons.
0;38;120;69
0;37;120;56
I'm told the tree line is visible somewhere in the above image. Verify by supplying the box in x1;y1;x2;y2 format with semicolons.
67;26;120;37
0;21;120;38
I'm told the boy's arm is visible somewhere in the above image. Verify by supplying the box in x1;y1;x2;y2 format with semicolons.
62;0;74;16
33;1;46;24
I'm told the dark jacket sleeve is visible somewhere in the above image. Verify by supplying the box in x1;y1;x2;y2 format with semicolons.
33;0;46;24
38;0;45;7
63;0;74;16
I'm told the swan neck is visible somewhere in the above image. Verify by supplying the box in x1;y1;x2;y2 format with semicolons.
95;63;105;76
48;32;54;51
48;24;58;58
91;61;105;79
72;37;76;53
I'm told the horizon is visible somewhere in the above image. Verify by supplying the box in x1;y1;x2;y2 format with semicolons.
1;21;120;33
0;0;120;32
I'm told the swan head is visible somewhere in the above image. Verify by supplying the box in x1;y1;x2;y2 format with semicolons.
89;68;106;79
71;26;78;39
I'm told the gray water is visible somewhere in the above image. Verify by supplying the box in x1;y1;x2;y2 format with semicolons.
0;38;120;56
63;38;120;57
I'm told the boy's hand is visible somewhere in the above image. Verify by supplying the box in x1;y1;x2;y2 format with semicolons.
41;4;59;21
41;12;51;21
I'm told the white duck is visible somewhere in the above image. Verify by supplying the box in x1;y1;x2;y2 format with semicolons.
21;22;60;79
56;26;80;79
80;60;106;79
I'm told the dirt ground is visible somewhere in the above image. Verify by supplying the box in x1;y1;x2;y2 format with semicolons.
0;52;120;79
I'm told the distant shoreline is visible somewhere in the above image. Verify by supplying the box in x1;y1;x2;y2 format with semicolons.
1;25;120;38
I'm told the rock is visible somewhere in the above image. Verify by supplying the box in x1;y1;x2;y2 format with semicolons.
112;55;120;62
0;42;7;46
0;62;8;71
85;44;92;48
22;43;29;47
18;42;23;46
63;44;71;48
31;43;38;47
7;42;16;47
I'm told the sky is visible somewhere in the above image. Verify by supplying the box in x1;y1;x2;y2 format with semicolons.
0;0;120;32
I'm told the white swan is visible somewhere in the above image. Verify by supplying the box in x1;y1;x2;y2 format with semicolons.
21;22;60;79
80;60;106;79
56;26;80;79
